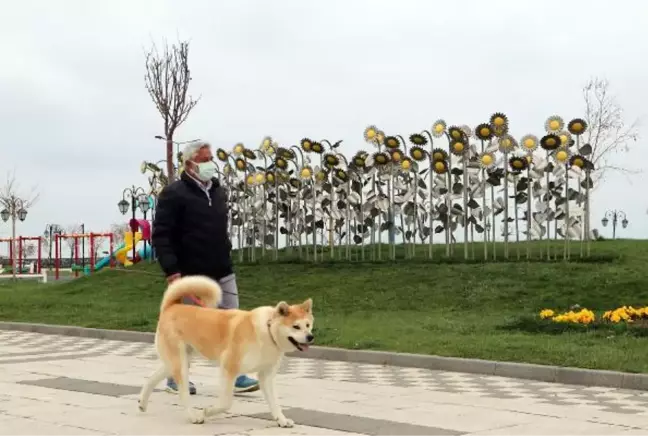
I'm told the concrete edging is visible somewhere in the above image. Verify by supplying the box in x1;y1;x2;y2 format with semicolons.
2;321;647;391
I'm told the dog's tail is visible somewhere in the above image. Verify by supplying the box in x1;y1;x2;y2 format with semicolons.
160;275;222;313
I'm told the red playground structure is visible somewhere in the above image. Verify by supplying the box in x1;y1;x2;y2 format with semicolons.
0;236;43;274
53;232;115;279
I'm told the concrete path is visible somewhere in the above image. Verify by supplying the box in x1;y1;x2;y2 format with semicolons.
1;330;648;435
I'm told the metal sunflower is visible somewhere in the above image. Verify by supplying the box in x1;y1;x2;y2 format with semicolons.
497;135;517;153
261;136;273;152
243;149;256;160
569;154;587;169
289;178;302;189
540;134;561;151
450;139;467;156
353;151;368;168
315;168;328;183
301;138;313;152
235;158;247;171
390;148;404;162
557;130;572;148
265;171;276;184
409;133;428;146
279;147;295;160
311;142;324;154
568;118;588;136
433;160;449;174
382;136;399;149
400;157;413;172
432;119;447;138
323;153;340;168
475;123;494;141
232;143;245;156
490;112;508;129
254;172;266;185
544;115;564;133
375;130;386;145
431;148;448;161
373;151;391;166
448;126;464;141
216;148;229;162
275;156;288;170
299;166;313;180
519;134;538;153
478;152;496;169
334;168;349;182
509;156;528;173
410;146;427;161
553;148;571;165
364;125;379;142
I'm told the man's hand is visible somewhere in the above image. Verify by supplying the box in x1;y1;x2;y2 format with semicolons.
167;273;181;284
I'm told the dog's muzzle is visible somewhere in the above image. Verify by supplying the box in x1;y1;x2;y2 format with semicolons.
289;335;314;352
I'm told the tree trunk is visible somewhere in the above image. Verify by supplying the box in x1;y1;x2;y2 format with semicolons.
166;138;175;182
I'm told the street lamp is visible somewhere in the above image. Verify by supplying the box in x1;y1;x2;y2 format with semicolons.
138;194;151;260
601;210;628;240
118;186;146;262
0;196;27;279
44;224;63;271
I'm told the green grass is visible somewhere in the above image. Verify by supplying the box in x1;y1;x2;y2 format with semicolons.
1;239;647;372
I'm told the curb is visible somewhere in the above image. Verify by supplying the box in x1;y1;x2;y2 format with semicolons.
2;321;647;391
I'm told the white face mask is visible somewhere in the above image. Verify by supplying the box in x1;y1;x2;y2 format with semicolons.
191;161;217;181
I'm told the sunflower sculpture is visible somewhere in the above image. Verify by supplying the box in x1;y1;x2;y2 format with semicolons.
140;116;596;266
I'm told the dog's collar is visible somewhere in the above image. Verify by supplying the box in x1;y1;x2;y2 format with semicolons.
266;320;280;350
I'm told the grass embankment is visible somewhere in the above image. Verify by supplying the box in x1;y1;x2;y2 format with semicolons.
1;240;647;372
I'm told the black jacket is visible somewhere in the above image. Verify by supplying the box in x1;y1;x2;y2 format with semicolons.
152;171;233;280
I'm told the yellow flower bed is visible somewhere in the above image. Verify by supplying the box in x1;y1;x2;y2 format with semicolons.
602;306;648;323
538;306;648;325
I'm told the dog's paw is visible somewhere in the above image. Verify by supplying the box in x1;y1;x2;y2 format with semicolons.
188;408;205;424
275;416;294;428
137;399;147;413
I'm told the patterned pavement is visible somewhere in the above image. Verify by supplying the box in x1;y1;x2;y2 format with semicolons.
3;329;648;417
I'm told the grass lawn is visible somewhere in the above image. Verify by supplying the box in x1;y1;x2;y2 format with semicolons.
1;239;647;373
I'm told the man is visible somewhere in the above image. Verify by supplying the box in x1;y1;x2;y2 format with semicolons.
151;140;259;395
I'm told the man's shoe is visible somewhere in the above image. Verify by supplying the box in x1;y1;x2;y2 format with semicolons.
234;375;259;393
165;378;197;395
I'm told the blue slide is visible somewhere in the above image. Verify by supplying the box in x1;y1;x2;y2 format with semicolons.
83;243;154;275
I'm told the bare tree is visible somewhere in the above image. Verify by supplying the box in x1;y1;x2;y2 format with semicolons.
110;223;130;246
92;234;107;259
144;38;200;183
63;224;82;265
583;77;640;184
0;171;39;278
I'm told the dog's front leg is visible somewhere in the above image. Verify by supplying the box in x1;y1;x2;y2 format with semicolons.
204;368;236;418
258;366;293;428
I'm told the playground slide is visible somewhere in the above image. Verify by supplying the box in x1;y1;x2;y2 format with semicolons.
88;242;126;273
114;233;142;266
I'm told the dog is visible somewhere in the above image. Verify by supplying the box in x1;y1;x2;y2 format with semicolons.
137;275;315;427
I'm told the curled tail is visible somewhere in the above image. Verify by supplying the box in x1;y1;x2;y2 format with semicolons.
160;275;222;313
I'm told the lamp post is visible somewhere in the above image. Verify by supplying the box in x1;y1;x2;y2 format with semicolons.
118;186;146;262
138;193;151;260
1;197;28;280
601;210;628;240
44;224;62;270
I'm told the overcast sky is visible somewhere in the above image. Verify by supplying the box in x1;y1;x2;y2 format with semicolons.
1;0;647;249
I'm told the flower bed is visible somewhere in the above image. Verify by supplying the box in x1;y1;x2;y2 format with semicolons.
539;306;648;325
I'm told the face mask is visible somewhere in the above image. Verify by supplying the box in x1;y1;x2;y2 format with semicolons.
191;161;217;181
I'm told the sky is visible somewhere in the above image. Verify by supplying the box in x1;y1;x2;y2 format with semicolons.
1;0;647;254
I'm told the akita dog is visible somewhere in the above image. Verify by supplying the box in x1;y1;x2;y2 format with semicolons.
137;275;314;427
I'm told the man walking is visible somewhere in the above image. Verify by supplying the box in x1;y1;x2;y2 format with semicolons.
151;140;259;395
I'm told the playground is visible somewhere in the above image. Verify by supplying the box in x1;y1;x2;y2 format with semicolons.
0;218;154;282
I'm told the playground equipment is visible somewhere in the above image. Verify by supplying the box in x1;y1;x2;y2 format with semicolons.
54;232;114;280
113;219;152;266
0;236;43;275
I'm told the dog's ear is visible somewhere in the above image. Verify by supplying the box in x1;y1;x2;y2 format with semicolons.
301;298;313;313
275;301;290;317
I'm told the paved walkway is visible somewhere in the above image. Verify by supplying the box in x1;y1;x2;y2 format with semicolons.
2;330;648;435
